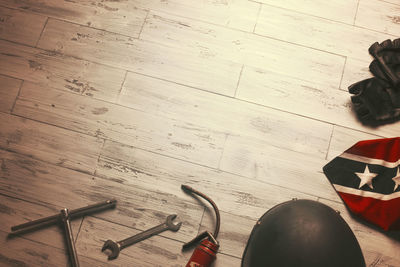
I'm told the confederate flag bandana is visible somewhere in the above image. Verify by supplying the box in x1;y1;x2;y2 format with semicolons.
323;137;400;231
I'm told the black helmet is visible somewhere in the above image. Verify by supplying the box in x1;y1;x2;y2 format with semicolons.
241;199;365;267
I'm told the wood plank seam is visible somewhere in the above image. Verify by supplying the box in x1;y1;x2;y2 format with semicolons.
217;134;229;170
252;1;359;29
325;125;335;160
353;0;361;25
138;10;150;39
339;56;349;92
381;0;400;6
233;64;244;98
10;80;23;114
74;216;85;246
117;71;129;99
4;112;102;175
34;17;49;48
256;2;399;40
0;3;145;39
252;3;262;33
92;139;106;177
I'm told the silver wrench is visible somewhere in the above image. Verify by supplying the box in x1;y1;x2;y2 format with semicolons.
101;214;182;260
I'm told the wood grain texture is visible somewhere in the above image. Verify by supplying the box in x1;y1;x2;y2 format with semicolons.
219;135;338;201
318;198;400;266
37;18;242;96
0;229;113;267
0;149;204;242
199;211;254;258
0;75;21;113
0;40;125;101
1;0;400;265
356;0;400;36
96;140;317;221
0;6;47;46
119;72;332;159
77;216;241;266
341;57;372;91
255;0;359;24
0;194;82;249
133;0;260;32
255;4;393;60
236;65;400;137
0;0;259;33
0;0;147;37
140;11;344;89
326;125;381;161
14;82;226;167
0;112;102;174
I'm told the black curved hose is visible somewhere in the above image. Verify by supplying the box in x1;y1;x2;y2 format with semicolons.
181;185;220;238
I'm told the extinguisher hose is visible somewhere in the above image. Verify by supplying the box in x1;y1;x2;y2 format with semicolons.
181;185;220;239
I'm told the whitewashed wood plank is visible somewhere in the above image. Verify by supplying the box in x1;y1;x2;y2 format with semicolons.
236;65;400;137
319;199;400;266
0;229;113;267
0;149;204;242
77;216;241;266
380;0;400;5
0;6;47;46
119;72;332;159
0;113;102;174
0;0;147;37
340;57;372;91
0;75;21;113
37;18;242;96
96;140;318;222
14;82;226;167
356;0;400;36
0;40;125;102
0;0;259;33
0;194;82;249
326;125;382;161
134;0;260;32
199;211;254;258
255;5;393;60
220;135;338;201
140;11;344;88
256;0;359;24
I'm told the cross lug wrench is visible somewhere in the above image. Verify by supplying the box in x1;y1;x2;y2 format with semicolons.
102;214;182;260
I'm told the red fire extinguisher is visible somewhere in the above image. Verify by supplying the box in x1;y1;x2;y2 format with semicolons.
181;185;221;267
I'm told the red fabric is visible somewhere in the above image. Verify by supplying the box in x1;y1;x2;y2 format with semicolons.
339;192;400;230
345;137;400;162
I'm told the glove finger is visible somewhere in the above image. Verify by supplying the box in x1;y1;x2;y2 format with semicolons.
348;78;373;94
354;105;370;117
369;60;387;81
351;95;363;104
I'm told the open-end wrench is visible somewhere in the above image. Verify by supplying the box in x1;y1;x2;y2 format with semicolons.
101;214;182;260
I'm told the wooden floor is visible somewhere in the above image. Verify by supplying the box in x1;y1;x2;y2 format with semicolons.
1;0;400;266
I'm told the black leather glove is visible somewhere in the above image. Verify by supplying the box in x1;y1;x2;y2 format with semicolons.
348;77;400;122
369;38;400;88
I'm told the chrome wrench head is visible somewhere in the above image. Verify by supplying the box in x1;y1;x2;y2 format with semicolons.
166;214;182;232
101;239;121;260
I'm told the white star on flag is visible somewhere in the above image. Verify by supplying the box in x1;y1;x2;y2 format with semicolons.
355;165;378;189
392;167;400;192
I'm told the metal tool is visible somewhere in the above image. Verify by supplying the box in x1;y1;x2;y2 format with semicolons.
102;214;182;260
11;199;117;234
10;199;117;267
181;185;220;267
60;208;80;267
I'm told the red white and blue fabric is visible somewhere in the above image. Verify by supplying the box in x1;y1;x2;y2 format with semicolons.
323;137;400;231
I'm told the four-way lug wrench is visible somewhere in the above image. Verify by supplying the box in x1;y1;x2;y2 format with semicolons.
102;214;182;260
10;199;117;267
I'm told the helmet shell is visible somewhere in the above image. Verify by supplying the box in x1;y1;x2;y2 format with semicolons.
241;199;365;267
